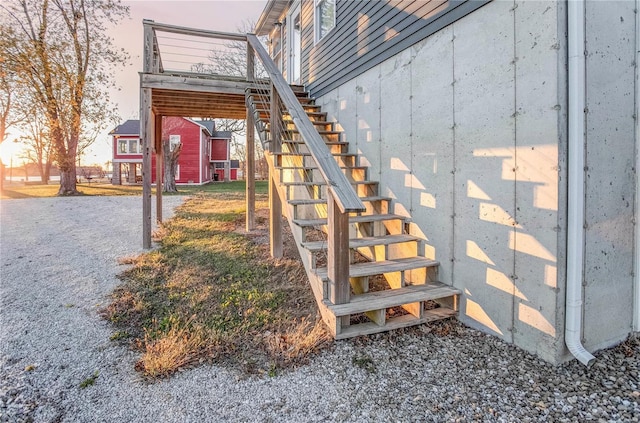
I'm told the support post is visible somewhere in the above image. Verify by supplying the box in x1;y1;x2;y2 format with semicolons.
112;162;121;185
246;41;256;232
140;86;153;249
269;84;283;258
155;114;163;223
327;190;350;306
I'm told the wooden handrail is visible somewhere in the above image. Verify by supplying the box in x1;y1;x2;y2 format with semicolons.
246;34;365;214
143;19;248;42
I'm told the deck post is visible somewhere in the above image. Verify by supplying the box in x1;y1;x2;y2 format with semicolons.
140;86;153;249
141;21;154;249
245;41;256;231
155;114;163;223
269;83;283;258
327;190;350;307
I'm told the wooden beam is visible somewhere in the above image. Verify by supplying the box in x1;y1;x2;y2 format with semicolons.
327;190;350;305
268;83;283;258
245;42;256;232
141;74;252;95
145;20;247;42
155;114;163;223
246;114;255;231
143;24;153;73
269;165;283;258
140;86;153;249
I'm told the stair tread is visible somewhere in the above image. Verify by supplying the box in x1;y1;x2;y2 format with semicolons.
294;214;401;227
266;130;342;135
283;180;377;187
289;195;390;206
315;256;439;280
272;152;356;157
335;308;457;339
277;165;368;170
294;213;406;227
302;234;421;252
327;282;459;316
280;139;346;145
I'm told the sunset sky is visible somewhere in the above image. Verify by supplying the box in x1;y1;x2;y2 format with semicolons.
0;0;266;167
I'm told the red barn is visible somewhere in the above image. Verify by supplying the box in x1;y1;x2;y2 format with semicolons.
110;118;237;185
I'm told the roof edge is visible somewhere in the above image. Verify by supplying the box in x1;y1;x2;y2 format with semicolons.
255;0;288;36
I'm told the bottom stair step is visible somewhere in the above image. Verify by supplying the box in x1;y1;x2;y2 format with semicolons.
326;282;460;316
335;308;457;340
315;257;439;279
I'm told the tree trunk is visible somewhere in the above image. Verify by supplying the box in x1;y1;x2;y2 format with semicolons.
0;160;4;192
44;161;51;183
163;139;181;193
58;162;79;195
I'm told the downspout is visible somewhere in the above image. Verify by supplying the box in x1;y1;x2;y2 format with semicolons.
634;0;640;332
565;0;596;366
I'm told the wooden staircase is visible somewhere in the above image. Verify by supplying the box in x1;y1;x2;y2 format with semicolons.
245;84;461;339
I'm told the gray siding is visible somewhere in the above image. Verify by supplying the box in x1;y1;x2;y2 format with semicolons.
301;0;489;97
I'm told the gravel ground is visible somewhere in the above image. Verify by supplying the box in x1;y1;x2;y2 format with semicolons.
1;195;639;423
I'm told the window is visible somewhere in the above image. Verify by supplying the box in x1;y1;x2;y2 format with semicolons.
117;138;142;154
315;0;335;42
129;139;138;154
169;135;181;152
175;165;180;181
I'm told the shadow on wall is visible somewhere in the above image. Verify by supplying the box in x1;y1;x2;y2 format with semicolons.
314;0;564;357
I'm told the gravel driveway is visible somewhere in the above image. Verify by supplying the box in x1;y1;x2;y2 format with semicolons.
1;195;639;423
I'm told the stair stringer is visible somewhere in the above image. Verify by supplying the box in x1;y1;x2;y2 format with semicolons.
264;151;343;336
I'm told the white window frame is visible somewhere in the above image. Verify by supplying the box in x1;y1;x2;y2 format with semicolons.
314;0;336;44
117;137;142;155
175;164;180;181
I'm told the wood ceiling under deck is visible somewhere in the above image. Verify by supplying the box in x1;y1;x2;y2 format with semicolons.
141;73;255;120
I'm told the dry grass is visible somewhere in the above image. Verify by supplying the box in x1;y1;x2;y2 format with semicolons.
102;189;331;379
135;325;208;378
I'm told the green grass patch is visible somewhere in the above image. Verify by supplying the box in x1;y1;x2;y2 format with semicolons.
102;190;329;378
79;371;99;389
1;180;268;199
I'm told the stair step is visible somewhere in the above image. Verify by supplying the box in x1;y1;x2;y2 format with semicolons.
283;117;332;127
272;152;356;158
315;257;439;280
283;180;376;187
327;282;460;316
248;86;308;96
281;139;347;146
277;165;367;171
335;308;457;340
267;130;341;137
253;96;315;104
288;195;390;206
293;213;405;228
302;234;420;252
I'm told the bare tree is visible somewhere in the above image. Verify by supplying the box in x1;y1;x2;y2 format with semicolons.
161;117;183;192
193;21;268;181
1;0;129;195
17;113;53;183
0;56;27;190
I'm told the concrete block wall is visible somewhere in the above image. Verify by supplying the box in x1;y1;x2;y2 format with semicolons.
317;0;640;362
582;1;637;352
